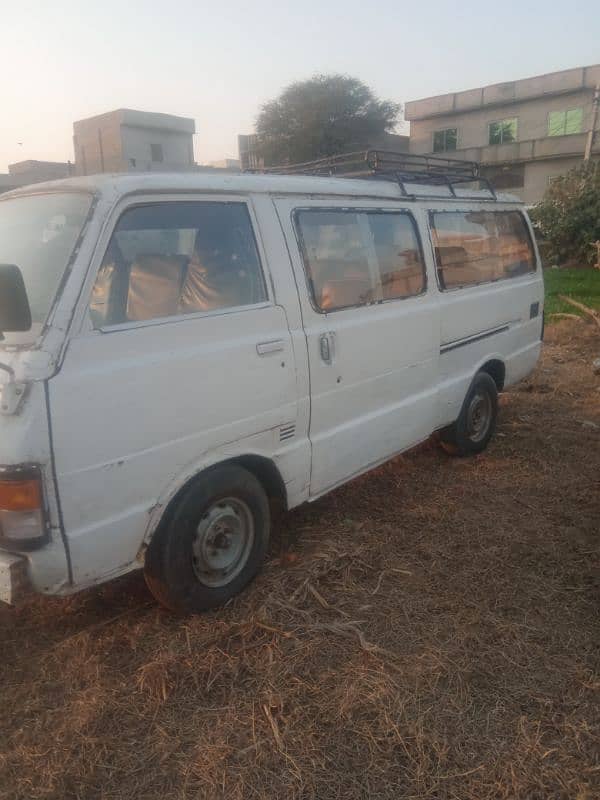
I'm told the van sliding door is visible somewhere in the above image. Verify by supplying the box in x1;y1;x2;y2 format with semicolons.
275;198;440;496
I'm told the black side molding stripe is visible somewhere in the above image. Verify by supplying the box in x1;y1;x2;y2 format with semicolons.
440;324;510;354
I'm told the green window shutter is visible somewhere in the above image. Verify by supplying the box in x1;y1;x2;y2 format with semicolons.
565;108;583;135
548;111;565;136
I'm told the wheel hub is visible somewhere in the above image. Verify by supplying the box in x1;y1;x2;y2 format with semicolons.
466;391;492;443
191;498;254;587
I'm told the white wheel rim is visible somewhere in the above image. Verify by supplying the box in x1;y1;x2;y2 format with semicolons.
191;497;254;587
466;391;492;443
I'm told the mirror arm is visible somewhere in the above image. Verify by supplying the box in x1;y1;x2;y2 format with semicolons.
0;362;27;416
0;362;15;381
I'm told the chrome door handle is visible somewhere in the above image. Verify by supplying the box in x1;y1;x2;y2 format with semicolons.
319;332;335;364
256;339;285;355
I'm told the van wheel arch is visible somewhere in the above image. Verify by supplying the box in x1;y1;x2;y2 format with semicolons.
479;359;505;392
144;462;271;612
233;455;288;512
146;455;288;547
438;370;499;456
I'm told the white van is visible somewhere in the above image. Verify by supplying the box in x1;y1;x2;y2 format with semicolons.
0;152;544;612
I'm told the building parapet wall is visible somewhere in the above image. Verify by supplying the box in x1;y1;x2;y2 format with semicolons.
437;132;599;166
406;64;600;120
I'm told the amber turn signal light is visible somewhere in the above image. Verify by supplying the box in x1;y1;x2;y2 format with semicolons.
0;478;42;512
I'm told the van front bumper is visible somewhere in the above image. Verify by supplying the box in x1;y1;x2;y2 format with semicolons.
0;550;30;605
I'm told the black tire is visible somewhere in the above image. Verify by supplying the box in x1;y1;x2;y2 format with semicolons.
439;372;498;456
144;464;270;613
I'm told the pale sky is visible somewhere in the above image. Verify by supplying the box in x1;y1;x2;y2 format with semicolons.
1;0;599;172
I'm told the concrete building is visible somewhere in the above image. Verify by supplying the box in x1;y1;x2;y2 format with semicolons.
237;131;409;171
73;109;196;175
405;64;600;203
0;160;73;194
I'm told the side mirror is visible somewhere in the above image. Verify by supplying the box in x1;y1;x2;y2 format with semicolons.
0;264;32;334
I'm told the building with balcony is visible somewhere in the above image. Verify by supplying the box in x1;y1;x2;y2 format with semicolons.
73;109;196;176
405;64;600;203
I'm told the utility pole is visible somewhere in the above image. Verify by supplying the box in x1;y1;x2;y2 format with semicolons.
584;83;599;162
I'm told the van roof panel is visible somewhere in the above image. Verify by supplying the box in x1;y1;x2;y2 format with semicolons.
1;171;521;204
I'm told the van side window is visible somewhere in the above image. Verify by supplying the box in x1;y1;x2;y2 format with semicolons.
369;213;425;301
430;210;535;291
295;210;425;312
89;202;266;327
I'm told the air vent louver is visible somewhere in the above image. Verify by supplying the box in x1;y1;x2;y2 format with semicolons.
279;423;296;442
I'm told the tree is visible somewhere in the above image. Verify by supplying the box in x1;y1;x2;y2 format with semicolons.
255;74;401;166
530;162;600;266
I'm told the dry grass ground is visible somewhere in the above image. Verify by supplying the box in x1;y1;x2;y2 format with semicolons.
0;320;598;800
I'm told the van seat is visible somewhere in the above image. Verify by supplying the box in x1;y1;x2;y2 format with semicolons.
435;245;468;266
179;253;251;314
126;255;188;322
382;266;424;299
320;276;373;309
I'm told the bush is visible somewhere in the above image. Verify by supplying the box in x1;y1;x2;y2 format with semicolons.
530;162;600;266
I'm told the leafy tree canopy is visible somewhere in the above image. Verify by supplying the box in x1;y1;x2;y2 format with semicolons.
530;162;600;266
255;74;401;166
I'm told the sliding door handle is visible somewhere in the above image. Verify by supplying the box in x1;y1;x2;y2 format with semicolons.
319;332;335;364
256;339;285;355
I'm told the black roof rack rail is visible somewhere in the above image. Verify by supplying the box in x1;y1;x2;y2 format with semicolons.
251;149;497;201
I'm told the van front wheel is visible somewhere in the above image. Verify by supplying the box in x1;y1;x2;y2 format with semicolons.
144;464;270;613
439;372;498;456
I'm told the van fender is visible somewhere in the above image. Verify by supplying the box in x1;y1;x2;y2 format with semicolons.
437;350;506;431
451;350;507;390
138;442;287;556
455;351;506;405
472;352;506;391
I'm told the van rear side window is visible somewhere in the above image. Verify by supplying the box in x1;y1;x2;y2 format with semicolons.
295;210;425;312
430;210;535;290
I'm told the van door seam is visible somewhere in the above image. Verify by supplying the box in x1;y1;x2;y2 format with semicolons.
44;380;73;584
272;199;314;484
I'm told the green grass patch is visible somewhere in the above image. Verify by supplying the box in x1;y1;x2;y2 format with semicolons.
544;268;600;316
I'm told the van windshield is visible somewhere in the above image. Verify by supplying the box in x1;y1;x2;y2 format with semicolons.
0;191;93;347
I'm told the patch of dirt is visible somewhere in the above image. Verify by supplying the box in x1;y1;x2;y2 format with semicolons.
0;320;598;800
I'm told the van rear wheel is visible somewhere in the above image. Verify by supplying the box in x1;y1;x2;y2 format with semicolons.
144;464;270;613
439;372;498;456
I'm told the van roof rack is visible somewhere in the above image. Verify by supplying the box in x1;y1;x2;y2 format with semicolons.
254;149;497;201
